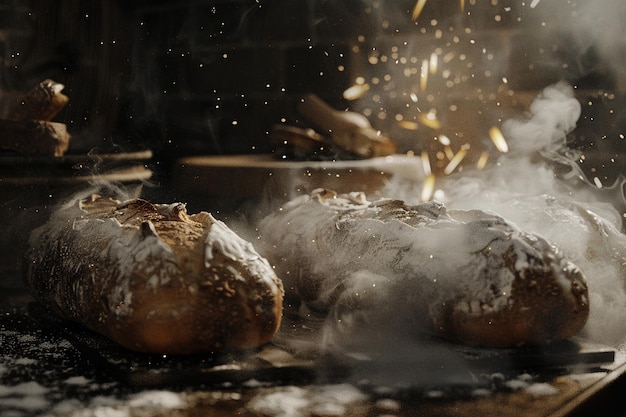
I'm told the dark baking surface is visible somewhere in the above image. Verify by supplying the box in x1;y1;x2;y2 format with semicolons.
0;150;153;185
1;289;626;417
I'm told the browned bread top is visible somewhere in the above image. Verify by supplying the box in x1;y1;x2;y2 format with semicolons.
259;189;589;348
25;194;283;354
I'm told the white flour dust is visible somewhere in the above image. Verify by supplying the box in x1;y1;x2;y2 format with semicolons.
385;82;626;348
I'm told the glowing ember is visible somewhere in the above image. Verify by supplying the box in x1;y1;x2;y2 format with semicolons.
418;109;441;130
429;52;438;75
593;176;603;188
411;0;427;21
460;0;465;12
343;83;370;101
420;58;429;91
489;126;509;153
420;150;432;175
398;120;419;130
476;151;489;170
421;173;436;201
443;146;468;175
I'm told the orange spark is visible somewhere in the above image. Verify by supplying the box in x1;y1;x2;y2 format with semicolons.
343;83;370;101
412;0;428;21
398;120;419;130
444;147;468;175
476;151;489;170
420;58;429;91
437;134;451;146
420;151;432;176
418;109;441;130
421;173;436;202
429;52;438;75
489;126;509;153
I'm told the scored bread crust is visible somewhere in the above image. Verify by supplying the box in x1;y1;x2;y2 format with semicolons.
9;79;69;121
24;194;284;355
259;189;589;348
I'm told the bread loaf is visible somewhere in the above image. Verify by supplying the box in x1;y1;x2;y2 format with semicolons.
9;79;69;122
0;80;70;156
258;189;589;348
24;193;283;355
0;119;70;156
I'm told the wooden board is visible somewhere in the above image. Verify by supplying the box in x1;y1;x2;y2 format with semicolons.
3;300;623;417
171;154;426;200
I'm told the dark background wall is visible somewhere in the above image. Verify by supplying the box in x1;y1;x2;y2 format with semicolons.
0;0;624;180
0;0;623;287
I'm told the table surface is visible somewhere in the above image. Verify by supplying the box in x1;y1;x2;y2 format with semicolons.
1;289;625;417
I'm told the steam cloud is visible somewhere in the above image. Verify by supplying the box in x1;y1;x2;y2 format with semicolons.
254;3;626;391
260;81;626;391
385;81;626;348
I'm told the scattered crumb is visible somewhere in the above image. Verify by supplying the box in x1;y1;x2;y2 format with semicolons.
525;382;559;396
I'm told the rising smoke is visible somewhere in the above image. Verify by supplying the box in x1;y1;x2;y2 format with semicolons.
257;3;626;391
385;81;626;348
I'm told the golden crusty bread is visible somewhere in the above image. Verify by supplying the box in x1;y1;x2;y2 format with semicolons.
258;189;589;348
0;80;70;156
8;79;69;121
24;193;283;355
0;119;70;156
